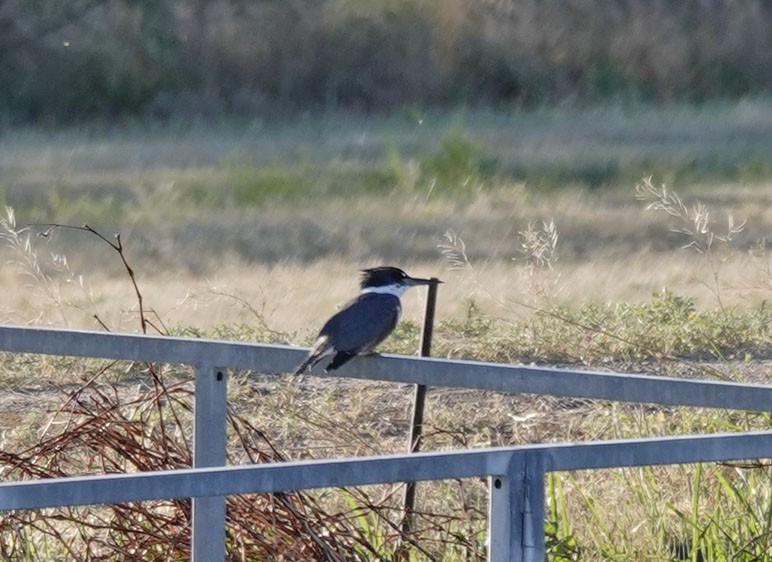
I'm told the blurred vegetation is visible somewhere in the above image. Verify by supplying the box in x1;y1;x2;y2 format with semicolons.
3;0;772;125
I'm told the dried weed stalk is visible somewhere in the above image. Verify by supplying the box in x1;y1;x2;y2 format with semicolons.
438;229;473;273
514;219;561;302
516;219;559;273
440;217;562;306
635;176;746;309
0;207;94;326
36;222;164;334
0;217;362;560
0;368;364;561
438;220;681;363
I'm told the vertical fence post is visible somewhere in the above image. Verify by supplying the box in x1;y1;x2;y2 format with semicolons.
522;453;545;562
488;453;545;562
401;278;441;537
191;364;228;562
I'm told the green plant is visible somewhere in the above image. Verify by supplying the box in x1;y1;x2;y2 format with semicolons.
546;473;580;561
420;126;498;196
225;160;313;206
667;462;772;562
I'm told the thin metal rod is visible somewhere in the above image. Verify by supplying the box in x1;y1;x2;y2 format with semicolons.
401;279;440;536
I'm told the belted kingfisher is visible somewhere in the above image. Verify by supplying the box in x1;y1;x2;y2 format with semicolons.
293;266;439;375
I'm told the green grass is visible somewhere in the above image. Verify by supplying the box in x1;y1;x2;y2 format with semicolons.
3;101;772;210
421;290;771;366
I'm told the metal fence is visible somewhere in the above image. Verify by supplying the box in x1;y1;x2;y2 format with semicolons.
0;325;771;561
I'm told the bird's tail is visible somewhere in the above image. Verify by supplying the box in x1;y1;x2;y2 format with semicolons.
292;354;317;376
293;336;333;375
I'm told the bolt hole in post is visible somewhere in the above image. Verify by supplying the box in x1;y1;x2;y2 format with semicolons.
488;456;546;562
400;278;441;541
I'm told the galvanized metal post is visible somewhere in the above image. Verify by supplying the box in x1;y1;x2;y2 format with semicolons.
488;453;545;562
191;364;228;562
522;453;545;562
401;278;440;536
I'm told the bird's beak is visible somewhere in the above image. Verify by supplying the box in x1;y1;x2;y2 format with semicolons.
407;276;442;286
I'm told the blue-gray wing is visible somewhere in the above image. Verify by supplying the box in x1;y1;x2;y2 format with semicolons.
319;293;400;354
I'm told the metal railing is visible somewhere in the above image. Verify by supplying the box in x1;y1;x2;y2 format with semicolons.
0;325;771;561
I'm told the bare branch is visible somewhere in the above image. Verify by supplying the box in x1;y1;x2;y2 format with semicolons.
33;222;155;334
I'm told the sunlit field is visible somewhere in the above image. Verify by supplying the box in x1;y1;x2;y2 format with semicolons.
1;103;771;333
1;103;771;560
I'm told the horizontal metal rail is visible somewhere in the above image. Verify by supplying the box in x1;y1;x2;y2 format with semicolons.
0;325;770;411
1;325;770;561
1;431;770;511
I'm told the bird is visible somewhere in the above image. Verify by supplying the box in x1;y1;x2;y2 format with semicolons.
293;266;439;375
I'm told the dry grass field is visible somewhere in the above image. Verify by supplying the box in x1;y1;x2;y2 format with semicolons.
1;103;771;333
0;103;771;560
